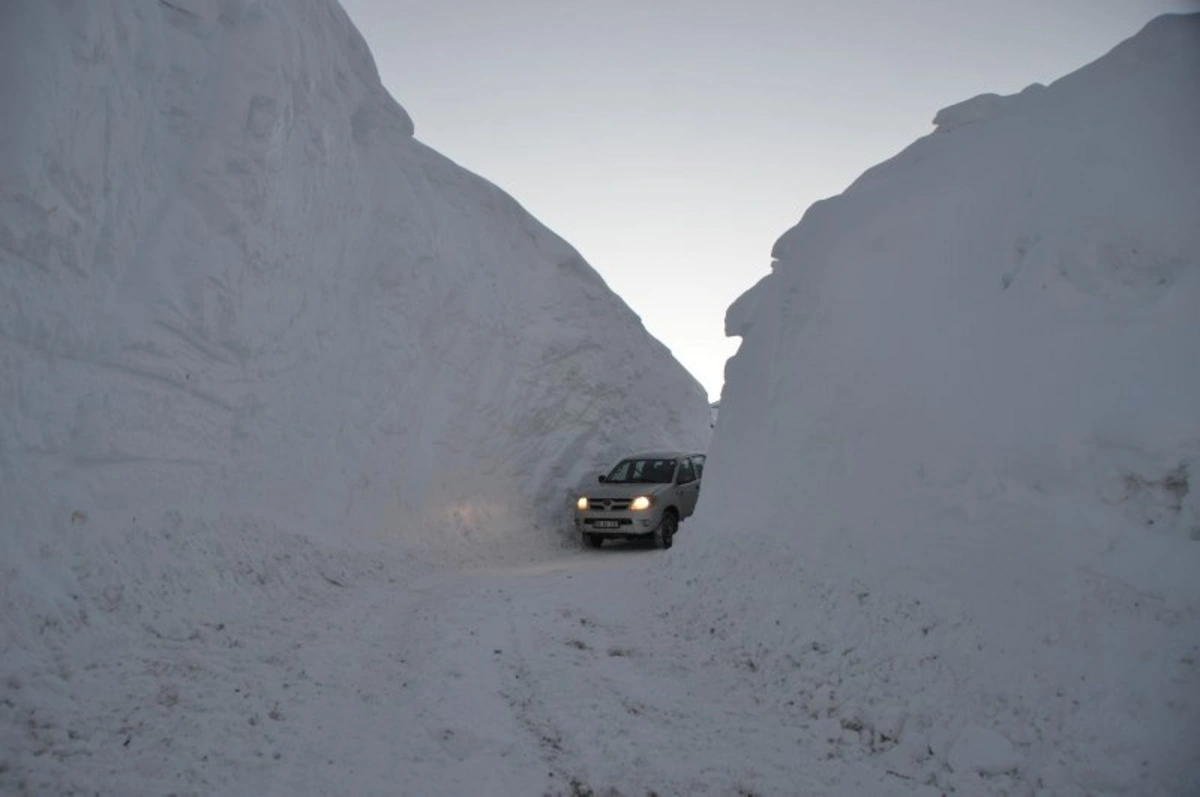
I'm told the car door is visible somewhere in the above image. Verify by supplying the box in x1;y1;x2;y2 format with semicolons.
674;457;700;518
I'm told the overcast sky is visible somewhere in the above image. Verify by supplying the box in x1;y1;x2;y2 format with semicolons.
339;0;1196;401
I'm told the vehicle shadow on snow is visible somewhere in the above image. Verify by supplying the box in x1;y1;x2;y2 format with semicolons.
580;535;679;553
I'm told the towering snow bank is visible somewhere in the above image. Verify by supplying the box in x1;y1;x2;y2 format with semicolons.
0;0;708;635
676;14;1200;796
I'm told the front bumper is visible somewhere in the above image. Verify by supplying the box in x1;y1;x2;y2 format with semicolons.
574;510;661;535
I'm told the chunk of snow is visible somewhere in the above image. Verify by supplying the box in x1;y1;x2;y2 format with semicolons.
932;84;1046;132
947;725;1021;776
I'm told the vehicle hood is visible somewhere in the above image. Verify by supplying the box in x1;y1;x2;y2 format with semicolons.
584;482;672;500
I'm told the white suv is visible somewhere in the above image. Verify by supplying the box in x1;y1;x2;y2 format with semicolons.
574;452;706;549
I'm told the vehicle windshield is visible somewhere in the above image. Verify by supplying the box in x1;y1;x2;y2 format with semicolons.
605;458;677;484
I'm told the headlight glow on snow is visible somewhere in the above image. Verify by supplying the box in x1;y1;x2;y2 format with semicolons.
630;496;652;511
576;496;588;511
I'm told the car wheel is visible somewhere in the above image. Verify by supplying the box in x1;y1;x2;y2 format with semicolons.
583;533;603;549
653;510;678;550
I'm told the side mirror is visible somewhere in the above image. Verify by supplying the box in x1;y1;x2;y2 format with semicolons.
597;475;607;483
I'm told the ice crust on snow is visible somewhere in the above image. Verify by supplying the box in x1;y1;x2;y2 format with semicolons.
0;0;708;748
678;13;1200;796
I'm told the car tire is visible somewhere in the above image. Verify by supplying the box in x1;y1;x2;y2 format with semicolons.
583;533;603;549
653;510;678;550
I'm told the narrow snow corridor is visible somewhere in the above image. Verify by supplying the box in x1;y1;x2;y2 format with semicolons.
4;4;1199;795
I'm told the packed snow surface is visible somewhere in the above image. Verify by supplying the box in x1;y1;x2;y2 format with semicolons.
670;12;1200;796
3;2;1199;795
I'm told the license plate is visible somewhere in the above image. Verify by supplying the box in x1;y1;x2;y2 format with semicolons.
593;520;619;529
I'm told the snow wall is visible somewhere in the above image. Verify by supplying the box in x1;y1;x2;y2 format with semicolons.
0;1;710;635
672;14;1200;796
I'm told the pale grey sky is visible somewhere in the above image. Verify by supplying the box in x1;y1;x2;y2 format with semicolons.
339;0;1196;401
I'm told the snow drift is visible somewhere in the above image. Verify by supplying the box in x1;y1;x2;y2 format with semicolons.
673;14;1200;796
0;0;707;680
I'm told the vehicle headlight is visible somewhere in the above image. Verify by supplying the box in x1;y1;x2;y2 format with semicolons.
630;496;653;511
576;496;588;511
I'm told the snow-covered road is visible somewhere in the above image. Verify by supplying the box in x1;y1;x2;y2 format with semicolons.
255;548;928;796
243;549;818;796
5;543;924;796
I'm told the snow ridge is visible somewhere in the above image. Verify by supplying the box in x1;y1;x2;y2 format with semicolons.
677;13;1200;796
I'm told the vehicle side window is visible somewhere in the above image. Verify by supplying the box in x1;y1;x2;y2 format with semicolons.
677;458;696;484
693;456;705;479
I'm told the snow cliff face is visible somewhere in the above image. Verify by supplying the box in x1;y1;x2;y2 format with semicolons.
677;14;1200;795
0;0;709;620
